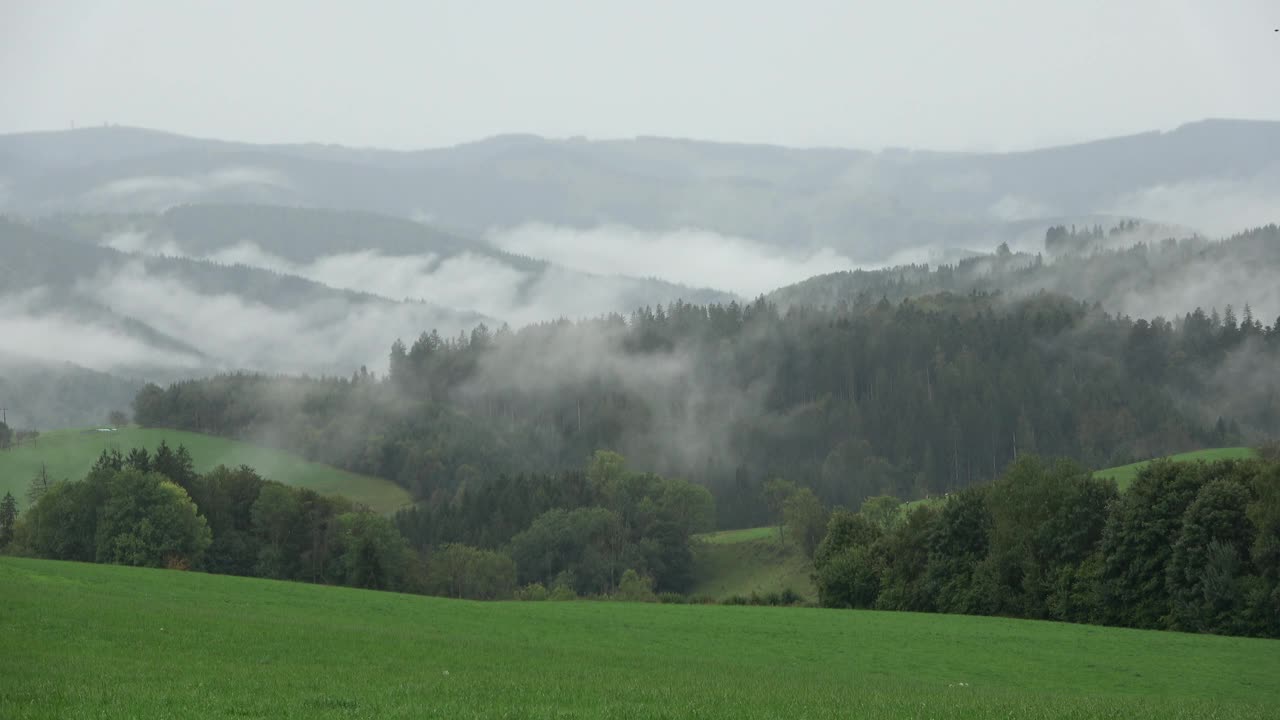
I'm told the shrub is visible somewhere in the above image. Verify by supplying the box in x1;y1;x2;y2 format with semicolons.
549;584;577;601
515;583;549;601
616;569;657;602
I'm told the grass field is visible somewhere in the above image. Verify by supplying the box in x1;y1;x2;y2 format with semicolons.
692;525;816;600
2;557;1278;719
0;427;411;513
696;526;778;544
1094;447;1257;489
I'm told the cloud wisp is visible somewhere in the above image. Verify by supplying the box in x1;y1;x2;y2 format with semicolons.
487;223;854;298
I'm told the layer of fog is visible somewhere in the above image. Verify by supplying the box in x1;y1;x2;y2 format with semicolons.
81;167;294;211
487;223;854;298
103;229;744;329
76;261;475;374
458;319;771;477
1109;252;1280;325
1106;174;1280;238
0;289;204;372
1198;338;1280;442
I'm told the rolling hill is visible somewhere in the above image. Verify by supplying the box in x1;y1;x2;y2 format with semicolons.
0;427;411;513
5;119;1280;261
2;557;1277;718
55;203;740;312
0;216;487;377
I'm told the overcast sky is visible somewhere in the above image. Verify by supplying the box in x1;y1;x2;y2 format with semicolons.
2;1;1277;151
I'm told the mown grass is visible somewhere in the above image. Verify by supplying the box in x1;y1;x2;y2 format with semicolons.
0;427;411;513
2;557;1278;719
1094;447;1257;489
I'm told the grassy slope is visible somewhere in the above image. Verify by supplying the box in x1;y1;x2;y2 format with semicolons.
697;526;777;544
0;427;411;513
1094;447;1257;489
3;558;1278;719
691;526;816;600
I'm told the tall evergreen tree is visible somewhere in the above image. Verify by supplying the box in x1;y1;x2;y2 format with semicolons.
0;491;18;547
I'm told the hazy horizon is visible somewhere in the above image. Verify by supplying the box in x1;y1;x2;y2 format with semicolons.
6;116;1280;155
4;1;1278;153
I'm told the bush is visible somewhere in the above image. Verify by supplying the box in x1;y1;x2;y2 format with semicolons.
515;583;549;601
657;592;688;604
616;569;657;602
549;584;577;601
718;590;805;607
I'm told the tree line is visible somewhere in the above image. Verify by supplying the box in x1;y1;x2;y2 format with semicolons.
1;444;710;601
772;224;1280;318
133;290;1280;528
807;454;1280;639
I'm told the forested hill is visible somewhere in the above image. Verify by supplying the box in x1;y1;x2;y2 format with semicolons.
134;292;1280;528
770;223;1280;324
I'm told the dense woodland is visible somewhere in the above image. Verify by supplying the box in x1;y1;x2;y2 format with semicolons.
808;454;1280;639
134;289;1280;528
2;443;710;600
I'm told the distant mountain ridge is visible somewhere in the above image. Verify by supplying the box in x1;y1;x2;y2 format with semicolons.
3;119;1279;260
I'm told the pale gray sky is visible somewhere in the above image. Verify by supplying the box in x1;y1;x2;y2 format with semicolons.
2;0;1277;151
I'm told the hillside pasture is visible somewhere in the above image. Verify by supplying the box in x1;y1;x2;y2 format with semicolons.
0;427;411;513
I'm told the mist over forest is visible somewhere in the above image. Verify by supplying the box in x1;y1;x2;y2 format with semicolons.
0;122;1275;511
9;7;1280;717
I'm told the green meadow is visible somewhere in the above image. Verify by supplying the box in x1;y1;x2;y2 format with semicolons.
2;557;1277;719
692;525;816;600
0;427;411;513
696;525;778;544
1093;447;1257;489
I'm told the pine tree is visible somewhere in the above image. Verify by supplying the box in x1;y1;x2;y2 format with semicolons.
0;491;17;547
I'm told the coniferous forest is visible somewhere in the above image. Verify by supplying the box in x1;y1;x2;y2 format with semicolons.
133;291;1279;528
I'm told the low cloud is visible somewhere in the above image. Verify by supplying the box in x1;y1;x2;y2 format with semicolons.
0;289;203;372
104;231;736;330
73;260;473;374
487;223;853;297
102;229;183;256
988;194;1056;222
1108;252;1280;323
1107;175;1280;237
459;319;769;475
82;166;293;211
